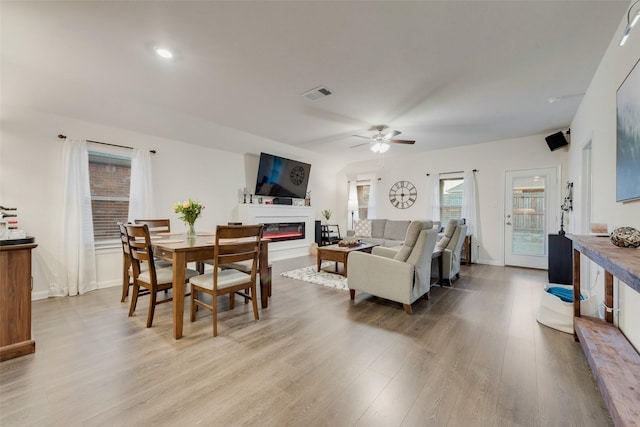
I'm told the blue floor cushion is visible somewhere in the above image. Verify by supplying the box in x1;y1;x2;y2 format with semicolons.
546;286;584;303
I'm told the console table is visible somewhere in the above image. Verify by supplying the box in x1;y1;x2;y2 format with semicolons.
568;235;640;426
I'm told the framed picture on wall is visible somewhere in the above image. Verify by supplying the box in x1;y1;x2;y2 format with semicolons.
616;57;640;202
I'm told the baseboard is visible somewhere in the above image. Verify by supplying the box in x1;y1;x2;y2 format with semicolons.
475;259;504;266
32;290;50;301
98;280;120;289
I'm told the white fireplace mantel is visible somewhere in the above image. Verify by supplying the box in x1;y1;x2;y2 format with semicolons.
235;204;315;260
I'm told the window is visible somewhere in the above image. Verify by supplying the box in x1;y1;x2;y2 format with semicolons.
356;181;370;219
440;177;464;223
88;151;131;243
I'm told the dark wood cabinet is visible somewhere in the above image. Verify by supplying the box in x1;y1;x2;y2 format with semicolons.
0;242;37;361
548;234;572;285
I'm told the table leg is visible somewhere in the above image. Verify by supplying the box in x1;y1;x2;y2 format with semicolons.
172;253;186;339
259;241;269;309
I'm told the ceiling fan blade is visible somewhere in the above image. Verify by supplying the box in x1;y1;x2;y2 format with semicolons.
352;134;372;140
383;130;401;140
389;139;415;144
350;141;371;148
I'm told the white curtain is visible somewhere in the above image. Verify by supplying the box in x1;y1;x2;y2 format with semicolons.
367;178;377;219
461;170;479;257
348;180;359;226
128;148;155;221
52;138;97;296
431;174;440;221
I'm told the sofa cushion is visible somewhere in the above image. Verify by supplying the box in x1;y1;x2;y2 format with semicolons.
354;220;372;238
394;220;430;262
370;219;386;239
383;220;411;241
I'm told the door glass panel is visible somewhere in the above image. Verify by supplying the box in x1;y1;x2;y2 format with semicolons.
511;175;546;256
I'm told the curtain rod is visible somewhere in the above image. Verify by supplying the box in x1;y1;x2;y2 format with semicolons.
425;169;477;177
57;134;156;154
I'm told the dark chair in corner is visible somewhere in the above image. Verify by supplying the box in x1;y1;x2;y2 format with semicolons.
188;224;263;337
124;223;198;327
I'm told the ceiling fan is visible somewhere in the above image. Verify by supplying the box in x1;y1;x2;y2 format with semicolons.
351;125;415;153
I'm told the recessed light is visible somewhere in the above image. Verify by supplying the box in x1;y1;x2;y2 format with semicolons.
156;48;173;59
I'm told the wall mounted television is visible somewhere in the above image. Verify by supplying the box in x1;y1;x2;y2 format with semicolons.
254;152;311;199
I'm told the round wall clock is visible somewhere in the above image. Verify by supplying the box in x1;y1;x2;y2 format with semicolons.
290;166;305;185
389;180;417;209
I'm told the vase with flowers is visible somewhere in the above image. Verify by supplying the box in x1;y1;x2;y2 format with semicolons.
173;198;204;238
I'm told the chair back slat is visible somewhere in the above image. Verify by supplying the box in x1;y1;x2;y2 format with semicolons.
134;219;171;233
216;224;263;240
118;222;131;257
212;225;263;284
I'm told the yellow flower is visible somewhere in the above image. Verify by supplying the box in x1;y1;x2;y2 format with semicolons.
173;198;204;225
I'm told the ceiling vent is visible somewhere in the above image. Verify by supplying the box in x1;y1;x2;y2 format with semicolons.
301;86;332;102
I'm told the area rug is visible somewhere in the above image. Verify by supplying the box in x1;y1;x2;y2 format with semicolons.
280;262;349;291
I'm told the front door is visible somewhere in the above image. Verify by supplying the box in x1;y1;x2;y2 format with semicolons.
504;167;559;269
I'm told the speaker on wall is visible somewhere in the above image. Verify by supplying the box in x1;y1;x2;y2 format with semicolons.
545;131;569;151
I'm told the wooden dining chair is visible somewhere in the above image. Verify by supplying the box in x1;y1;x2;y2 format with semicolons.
119;222;170;302
119;223;141;302
134;219;171;233
133;218;173;272
124;223;199;328
189;224;263;337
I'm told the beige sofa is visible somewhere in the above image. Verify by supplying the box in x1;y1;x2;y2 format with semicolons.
348;219;440;247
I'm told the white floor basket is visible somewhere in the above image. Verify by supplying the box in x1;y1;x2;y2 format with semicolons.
536;284;598;334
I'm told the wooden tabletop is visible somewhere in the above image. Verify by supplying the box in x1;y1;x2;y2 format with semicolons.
318;242;377;252
567;234;640;293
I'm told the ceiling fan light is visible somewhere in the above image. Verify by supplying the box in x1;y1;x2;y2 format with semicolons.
371;142;390;153
156;48;173;59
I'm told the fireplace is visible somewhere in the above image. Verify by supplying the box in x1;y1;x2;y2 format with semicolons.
262;222;305;242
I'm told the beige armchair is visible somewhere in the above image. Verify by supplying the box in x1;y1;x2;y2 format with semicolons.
347;220;438;314
432;219;468;285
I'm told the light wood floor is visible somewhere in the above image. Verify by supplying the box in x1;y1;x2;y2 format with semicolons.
0;256;611;426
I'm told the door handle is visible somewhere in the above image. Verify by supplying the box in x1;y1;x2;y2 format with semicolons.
506;221;512;225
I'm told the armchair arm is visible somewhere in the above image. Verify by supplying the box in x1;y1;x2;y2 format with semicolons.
348;251;414;304
372;246;398;259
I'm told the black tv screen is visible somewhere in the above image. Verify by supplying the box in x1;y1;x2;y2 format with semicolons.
254;153;311;199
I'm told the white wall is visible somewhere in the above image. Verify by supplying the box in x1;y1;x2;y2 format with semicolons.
567;3;640;349
339;134;568;265
0;106;340;298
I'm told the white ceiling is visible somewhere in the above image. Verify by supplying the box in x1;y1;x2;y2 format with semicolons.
1;1;630;163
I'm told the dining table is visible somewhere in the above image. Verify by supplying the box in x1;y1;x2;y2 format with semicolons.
152;234;270;339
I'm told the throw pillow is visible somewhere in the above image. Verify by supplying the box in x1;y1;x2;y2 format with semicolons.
354;220;372;238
